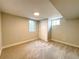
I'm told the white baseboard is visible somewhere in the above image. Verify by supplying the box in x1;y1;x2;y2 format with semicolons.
2;38;38;49
52;39;79;48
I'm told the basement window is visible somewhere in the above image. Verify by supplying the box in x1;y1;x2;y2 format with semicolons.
52;19;60;26
29;20;36;32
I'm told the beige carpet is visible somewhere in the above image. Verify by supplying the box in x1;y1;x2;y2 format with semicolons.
0;40;79;59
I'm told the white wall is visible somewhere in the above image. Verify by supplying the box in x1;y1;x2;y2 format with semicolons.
39;20;48;41
2;13;38;47
48;19;52;40
52;18;79;47
0;12;2;55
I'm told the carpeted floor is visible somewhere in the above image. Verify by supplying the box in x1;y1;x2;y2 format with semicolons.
0;40;79;59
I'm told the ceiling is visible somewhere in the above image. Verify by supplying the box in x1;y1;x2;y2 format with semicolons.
1;0;62;20
50;0;79;19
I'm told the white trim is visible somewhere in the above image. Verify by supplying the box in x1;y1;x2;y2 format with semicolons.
0;48;2;56
52;39;79;48
2;38;38;49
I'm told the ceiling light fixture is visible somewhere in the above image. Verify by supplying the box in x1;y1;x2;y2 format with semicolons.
34;12;40;17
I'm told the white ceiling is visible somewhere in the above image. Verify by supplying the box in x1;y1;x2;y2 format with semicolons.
50;0;79;19
1;0;62;20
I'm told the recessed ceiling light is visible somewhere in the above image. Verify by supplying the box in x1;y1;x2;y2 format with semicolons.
34;12;40;17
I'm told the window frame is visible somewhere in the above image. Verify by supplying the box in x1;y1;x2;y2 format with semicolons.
28;20;36;32
52;18;61;26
